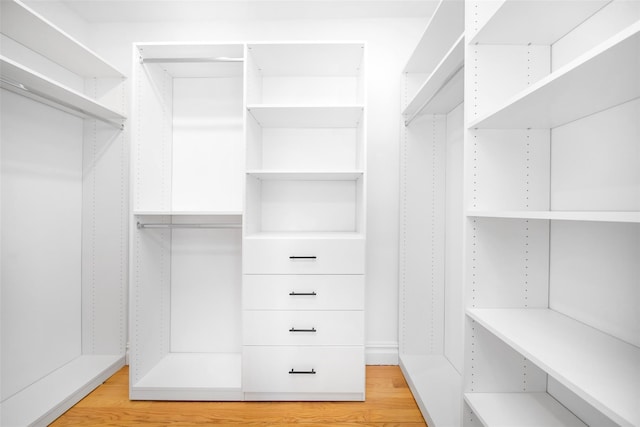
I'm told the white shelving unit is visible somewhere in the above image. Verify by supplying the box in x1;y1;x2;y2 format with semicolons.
1;1;128;425
463;2;639;427
130;42;245;400
243;42;367;401
398;0;464;425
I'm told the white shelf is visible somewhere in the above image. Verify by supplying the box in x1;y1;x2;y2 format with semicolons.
134;211;243;216
399;354;461;427
0;0;123;77
1;55;126;128
1;355;124;427
466;210;640;223
244;231;365;240
247;170;364;181
470;0;610;45
466;308;640;427
465;392;587;427
403;0;464;73
469;22;640;130
403;33;464;120
247;105;364;128
131;353;243;400
248;42;364;76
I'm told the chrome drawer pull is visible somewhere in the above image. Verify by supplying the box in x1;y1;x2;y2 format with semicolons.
289;291;317;296
289;327;317;333
289;369;316;375
289;256;317;259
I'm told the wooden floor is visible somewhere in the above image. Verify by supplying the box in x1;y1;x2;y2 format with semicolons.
51;365;427;426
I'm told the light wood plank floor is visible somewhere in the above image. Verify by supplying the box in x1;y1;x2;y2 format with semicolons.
51;366;427;426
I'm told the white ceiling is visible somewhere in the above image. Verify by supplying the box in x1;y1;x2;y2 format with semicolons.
57;0;437;23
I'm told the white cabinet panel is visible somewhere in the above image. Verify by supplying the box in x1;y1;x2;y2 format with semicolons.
243;311;364;346
243;346;364;393
244;237;365;275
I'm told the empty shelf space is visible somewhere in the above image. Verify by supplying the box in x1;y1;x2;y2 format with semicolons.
467;308;640;427
0;0;123;77
403;33;464;120
399;354;461;427
247;105;364;128
466;210;640;223
131;353;243;400
470;0;610;45
468;22;640;129
465;392;587;427
403;0;464;74
246;170;364;181
1;55;126;127
134;211;243;217
1;354;124;427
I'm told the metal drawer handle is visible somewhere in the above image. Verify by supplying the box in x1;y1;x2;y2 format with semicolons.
289;369;316;375
289;327;317;333
289;291;317;296
289;256;317;260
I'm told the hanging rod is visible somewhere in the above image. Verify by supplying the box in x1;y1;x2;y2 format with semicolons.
140;57;244;64
404;65;464;127
0;77;125;130
137;222;242;229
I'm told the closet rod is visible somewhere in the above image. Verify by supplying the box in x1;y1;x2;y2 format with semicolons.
404;65;464;127
140;57;244;64
137;222;241;229
0;77;124;130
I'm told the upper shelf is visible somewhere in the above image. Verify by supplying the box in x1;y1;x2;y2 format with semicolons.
0;0;123;78
1;55;126;128
403;33;464;121
466;210;640;224
469;22;640;129
467;308;640;427
403;0;464;74
470;0;610;45
248;42;364;76
247;105;364;128
246;171;364;181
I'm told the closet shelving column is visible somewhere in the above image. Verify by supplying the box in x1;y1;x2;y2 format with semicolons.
130;43;245;400
398;0;464;425
243;42;367;401
1;0;127;425
463;1;639;426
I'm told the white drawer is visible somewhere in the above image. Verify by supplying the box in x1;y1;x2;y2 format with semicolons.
243;237;365;274
243;310;364;346
243;275;364;310
242;346;364;394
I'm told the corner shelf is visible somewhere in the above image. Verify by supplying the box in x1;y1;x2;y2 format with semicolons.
399;355;461;427
466;308;640;427
403;33;464;120
1;55;126;128
246;170;364;181
247;105;364;128
0;0;123;77
464;392;587;427
466;210;640;223
468;22;640;129
469;0;610;45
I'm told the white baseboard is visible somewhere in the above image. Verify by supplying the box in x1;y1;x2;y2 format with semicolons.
365;341;399;365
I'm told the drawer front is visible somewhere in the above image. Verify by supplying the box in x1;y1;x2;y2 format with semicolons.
243;275;364;310
243;238;365;274
243;310;364;346
243;346;364;393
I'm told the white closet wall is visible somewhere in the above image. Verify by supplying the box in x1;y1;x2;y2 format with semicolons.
1;1;127;425
463;1;639;426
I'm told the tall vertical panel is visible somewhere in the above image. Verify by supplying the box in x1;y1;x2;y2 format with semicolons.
1;91;82;400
